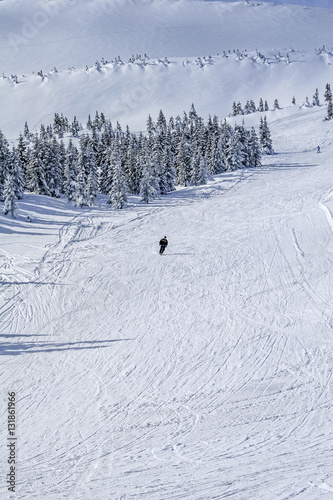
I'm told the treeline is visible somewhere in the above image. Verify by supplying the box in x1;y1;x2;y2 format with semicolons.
0;105;273;216
232;84;333;119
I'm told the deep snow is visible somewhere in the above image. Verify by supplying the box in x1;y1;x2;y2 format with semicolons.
1;1;333;499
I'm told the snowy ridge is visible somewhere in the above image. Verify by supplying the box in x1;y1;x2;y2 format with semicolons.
0;0;333;139
1;47;332;140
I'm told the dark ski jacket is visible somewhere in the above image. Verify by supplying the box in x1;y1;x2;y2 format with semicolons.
159;238;168;247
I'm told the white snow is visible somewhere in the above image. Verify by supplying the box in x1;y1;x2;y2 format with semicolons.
1;1;333;499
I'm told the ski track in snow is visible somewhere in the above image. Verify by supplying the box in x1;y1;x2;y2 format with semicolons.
1;109;333;499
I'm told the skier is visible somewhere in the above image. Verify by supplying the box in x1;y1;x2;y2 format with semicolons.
159;236;168;254
317;146;321;153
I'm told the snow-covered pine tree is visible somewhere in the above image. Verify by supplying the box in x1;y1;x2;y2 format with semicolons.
146;114;155;152
94;111;102;131
244;101;251;114
325;101;333;121
248;127;262;167
75;135;92;207
273;99;280;110
26;134;50;195
259;116;274;154
324;84;332;120
225;127;244;171
312;88;320;106
3;172;17;217
108;146;128;209
9;146;25;199
324;83;332;103
45;138;62;197
17;133;29;180
46;125;53;139
63;139;78;203
235;123;250;168
0;129;10;201
86;114;93;130
206;115;223;174
139;149;158;203
85;143;98;207
53;113;64;138
191;150;208;185
174;131;192;186
189;103;199;133
123;134;140;194
39;124;48;141
258;98;264;112
160;138;176;193
23;121;31;142
236;102;243;115
71;116;81;137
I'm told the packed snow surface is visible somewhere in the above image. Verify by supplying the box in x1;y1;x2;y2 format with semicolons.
1;0;333;499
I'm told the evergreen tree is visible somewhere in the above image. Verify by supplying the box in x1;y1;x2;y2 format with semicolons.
160;134;176;193
236;123;250;168
324;84;332;120
0;129;10;201
123;134;140;194
225;128;244;171
191;151;208;185
86;114;93;130
85;143;98;207
324;83;332;103
3;173;17;217
258;98;264;112
9;147;25;199
139;150;158;203
45;138;62;197
26;134;50;195
174;132;192;186
273;99;280;110
312;88;320;106
63;139;78;202
17;133;29;180
248;127;262;167
108;146;128;209
259;116;274;154
75;135;91;207
250;100;256;113
244;101;251;114
23;121;31;141
325;101;333;121
71;116;81;137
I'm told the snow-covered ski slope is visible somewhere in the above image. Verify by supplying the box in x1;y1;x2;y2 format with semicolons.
0;0;333;139
1;104;333;500
1;0;333;499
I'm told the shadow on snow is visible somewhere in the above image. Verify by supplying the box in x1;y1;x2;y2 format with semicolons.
0;338;132;355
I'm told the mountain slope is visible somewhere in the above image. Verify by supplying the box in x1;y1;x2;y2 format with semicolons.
1;104;332;499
